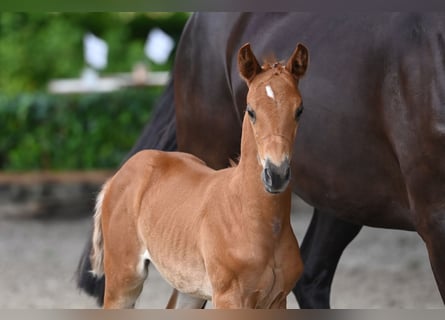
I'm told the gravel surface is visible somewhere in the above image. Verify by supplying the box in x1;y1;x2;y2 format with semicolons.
0;197;442;309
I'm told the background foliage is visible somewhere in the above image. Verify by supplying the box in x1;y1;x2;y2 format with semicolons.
0;88;163;170
0;12;188;94
0;13;188;171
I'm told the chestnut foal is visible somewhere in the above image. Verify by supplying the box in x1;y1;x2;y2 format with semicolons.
89;43;309;309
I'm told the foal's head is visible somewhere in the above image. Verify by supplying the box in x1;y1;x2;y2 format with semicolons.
238;43;308;194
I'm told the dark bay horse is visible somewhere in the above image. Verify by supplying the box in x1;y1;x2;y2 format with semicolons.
77;13;445;308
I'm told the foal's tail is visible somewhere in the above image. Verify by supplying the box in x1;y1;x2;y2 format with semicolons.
90;183;107;278
75;79;178;306
75;181;109;306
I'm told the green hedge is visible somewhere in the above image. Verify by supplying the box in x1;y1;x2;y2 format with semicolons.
0;88;163;171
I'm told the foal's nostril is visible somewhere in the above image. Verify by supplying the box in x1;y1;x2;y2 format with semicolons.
264;167;272;184
262;160;291;194
284;166;291;181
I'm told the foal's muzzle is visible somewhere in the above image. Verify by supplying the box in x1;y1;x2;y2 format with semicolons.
261;159;291;194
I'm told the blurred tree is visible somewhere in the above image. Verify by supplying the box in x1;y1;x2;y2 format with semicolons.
0;12;189;95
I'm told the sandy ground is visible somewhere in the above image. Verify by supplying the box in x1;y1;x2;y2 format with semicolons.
0;197;443;309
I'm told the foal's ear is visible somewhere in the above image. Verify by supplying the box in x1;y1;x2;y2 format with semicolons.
238;43;262;85
286;43;309;80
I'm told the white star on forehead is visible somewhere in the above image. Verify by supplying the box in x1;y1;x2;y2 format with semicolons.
265;85;275;100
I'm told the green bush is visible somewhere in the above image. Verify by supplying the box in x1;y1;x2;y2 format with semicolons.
0;88;163;171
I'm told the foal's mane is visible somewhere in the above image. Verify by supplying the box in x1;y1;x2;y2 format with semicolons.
229;157;240;168
261;54;286;75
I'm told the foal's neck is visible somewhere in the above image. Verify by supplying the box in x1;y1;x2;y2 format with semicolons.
236;114;261;177
233;114;292;222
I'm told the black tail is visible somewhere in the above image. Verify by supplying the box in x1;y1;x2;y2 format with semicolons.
126;79;177;158
75;79;177;306
75;235;105;306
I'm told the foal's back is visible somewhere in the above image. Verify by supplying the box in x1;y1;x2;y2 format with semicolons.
107;149;231;239
110;149;229;206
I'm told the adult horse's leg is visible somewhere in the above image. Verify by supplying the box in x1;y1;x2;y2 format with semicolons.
405;171;445;301
293;208;362;308
166;289;207;309
416;212;445;301
380;28;445;302
399;157;445;302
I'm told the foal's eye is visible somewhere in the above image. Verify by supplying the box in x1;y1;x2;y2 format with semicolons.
246;105;256;123
295;104;304;121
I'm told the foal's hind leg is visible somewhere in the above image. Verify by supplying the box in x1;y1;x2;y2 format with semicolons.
103;252;149;308
102;221;149;309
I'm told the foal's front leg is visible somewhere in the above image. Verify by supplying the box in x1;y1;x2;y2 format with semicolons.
213;290;289;309
212;289;246;309
212;280;262;309
166;289;207;309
